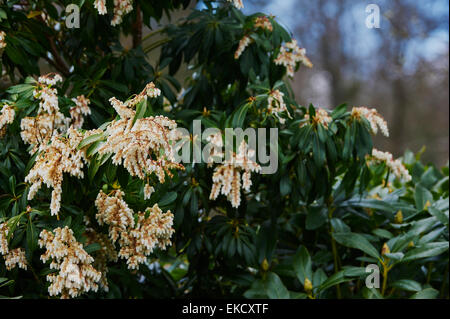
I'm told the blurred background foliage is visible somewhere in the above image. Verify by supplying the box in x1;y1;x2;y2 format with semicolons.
243;0;449;167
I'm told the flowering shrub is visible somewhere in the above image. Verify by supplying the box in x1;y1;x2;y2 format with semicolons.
0;1;448;299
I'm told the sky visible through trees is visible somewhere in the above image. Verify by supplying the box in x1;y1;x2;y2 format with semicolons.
231;0;449;166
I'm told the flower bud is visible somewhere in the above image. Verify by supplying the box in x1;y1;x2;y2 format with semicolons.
381;243;390;256
304;277;313;293
394;210;403;224
261;258;269;272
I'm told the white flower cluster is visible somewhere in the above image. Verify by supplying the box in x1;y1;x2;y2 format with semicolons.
302;107;332;129
234;35;252;60
274;39;313;78
228;0;244;9
210;141;261;208
70;95;91;129
39;226;102;299
0;31;6;49
118;204;174;270
95;190;174;270
0;104;15;137
254;16;273;31
21;73;71;154
94;0;107;15
95;190;135;242
112;0;134;26
1;224;26;271
98;83;184;183
1;221;29;271
38;73;63;86
267;89;292;124
0;223;9;256
25;128;93;216
370;149;412;182
352;106;389;137
84;227;118;291
4;248;28;271
94;0;133;26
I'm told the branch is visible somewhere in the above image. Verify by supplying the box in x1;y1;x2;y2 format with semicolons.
46;35;70;76
132;4;143;48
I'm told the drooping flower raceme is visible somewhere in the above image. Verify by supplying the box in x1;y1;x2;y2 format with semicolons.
235;35;252;60
70;95;91;129
93;0;133;25
111;0;134;26
20;73;72;154
0;104;15;137
235;15;274;60
98;83;184;183
118;204;174;270
39;226;102;299
95;190;175;270
210;141;261;208
0;223;9;256
351;106;389;137
369;149;412;182
95;190;135;243
274;39;313;78
25;128;95;216
94;0;107;15
4;248;28;271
